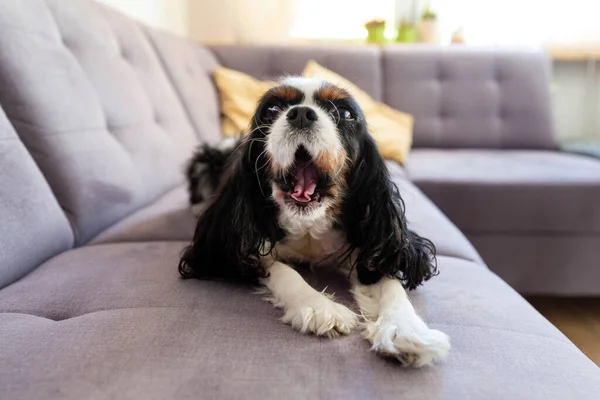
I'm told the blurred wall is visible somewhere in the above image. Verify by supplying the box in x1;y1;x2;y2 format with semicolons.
96;0;189;37
552;61;600;142
187;0;297;44
95;0;296;43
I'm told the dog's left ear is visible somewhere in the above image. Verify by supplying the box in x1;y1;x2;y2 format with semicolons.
178;137;283;283
342;134;437;290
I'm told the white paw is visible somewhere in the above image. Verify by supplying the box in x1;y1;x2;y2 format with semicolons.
282;295;358;338
363;317;450;367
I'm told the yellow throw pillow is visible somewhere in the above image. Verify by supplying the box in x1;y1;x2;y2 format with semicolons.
212;62;414;164
303;60;413;164
213;66;274;137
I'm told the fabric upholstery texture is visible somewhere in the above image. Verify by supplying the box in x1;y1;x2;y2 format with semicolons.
0;106;73;289
382;47;557;149
469;235;600;295
144;27;222;145
0;0;199;244
1;242;598;400
406;149;600;234
91;185;195;244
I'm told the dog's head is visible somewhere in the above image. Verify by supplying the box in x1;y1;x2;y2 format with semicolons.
249;77;366;226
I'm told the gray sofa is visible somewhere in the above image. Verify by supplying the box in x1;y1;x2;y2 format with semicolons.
0;1;599;399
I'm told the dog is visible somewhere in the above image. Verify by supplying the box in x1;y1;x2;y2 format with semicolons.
179;77;450;367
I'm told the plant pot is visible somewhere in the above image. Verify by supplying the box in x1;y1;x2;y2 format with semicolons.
396;24;418;43
419;20;440;44
366;24;386;44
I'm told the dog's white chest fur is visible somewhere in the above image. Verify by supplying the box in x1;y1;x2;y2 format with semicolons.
273;216;347;266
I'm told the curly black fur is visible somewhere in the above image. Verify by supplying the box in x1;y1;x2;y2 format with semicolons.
341;134;438;290
178;135;285;282
185;142;236;205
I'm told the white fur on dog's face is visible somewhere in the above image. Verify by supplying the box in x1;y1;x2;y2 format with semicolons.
265;77;347;223
266;77;343;170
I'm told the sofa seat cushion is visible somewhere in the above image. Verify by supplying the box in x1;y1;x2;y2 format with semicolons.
406;149;600;234
1;242;599;399
91;185;195;244
469;234;600;295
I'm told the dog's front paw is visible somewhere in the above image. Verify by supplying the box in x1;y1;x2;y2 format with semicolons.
282;295;358;338
363;317;450;367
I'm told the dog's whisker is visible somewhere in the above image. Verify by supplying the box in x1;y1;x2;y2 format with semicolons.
254;148;269;199
328;100;341;125
254;148;270;173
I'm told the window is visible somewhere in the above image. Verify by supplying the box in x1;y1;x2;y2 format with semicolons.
431;0;600;46
289;0;600;46
290;0;396;40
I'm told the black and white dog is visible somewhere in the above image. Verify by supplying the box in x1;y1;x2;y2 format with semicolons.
179;77;450;367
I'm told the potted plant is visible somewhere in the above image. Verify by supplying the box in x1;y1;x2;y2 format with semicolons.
365;19;387;44
396;18;418;43
419;5;440;43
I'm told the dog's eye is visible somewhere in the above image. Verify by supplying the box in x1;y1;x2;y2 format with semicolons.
266;105;283;118
330;107;354;121
340;109;353;120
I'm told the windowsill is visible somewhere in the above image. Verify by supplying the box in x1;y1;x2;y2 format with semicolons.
199;38;600;61
546;45;600;61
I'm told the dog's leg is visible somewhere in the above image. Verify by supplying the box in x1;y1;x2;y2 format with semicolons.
352;277;450;367
260;261;358;337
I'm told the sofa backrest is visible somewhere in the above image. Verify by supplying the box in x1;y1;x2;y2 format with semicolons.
211;44;556;151
0;106;73;289
0;0;218;244
382;47;556;149
210;45;383;101
145;28;222;146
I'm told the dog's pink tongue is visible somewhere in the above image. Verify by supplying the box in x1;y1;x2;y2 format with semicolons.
291;164;317;202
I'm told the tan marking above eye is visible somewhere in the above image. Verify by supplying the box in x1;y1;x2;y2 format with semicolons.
315;86;347;102
271;85;302;101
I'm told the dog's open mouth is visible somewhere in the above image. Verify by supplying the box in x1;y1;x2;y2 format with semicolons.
281;147;324;206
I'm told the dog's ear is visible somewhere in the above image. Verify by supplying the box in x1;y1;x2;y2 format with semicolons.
342;134;437;290
178;138;283;282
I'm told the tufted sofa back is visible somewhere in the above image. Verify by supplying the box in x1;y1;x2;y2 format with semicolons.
212;45;556;150
0;105;73;289
382;47;556;149
0;0;220;244
211;45;383;101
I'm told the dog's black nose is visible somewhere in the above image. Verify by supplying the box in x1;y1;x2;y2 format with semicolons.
286;106;318;129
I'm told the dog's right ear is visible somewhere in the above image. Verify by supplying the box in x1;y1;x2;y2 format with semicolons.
178;137;283;282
